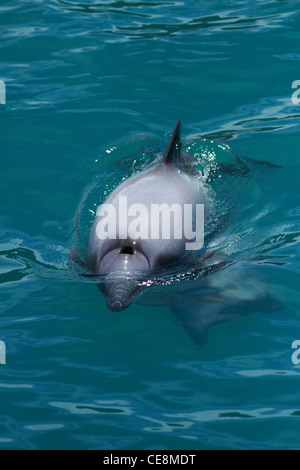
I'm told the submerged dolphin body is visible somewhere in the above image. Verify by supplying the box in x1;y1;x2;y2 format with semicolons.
88;121;210;311
137;262;283;345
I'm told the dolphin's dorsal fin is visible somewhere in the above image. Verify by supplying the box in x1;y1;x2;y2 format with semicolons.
163;120;182;164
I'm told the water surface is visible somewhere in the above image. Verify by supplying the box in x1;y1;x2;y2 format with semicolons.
1;0;300;450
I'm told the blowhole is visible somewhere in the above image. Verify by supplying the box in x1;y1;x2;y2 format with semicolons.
120;246;134;255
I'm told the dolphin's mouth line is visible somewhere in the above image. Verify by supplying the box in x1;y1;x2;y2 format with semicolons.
109;300;124;312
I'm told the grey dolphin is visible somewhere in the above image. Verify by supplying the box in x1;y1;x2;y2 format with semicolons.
88;121;210;311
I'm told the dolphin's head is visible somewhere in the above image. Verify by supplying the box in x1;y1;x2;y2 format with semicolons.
97;244;149;311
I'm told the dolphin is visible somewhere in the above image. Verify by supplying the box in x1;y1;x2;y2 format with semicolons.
87;121;210;311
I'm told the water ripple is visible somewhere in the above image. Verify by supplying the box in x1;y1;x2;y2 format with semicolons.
1;0;300;451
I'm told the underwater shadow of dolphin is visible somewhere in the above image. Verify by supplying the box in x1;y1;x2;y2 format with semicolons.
137;262;283;345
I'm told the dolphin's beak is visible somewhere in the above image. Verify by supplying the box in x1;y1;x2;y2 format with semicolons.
96;249;149;310
99;274;144;311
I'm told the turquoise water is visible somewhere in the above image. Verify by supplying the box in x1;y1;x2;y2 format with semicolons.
1;0;300;450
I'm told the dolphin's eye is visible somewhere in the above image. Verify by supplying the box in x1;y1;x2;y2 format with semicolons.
120;246;134;255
